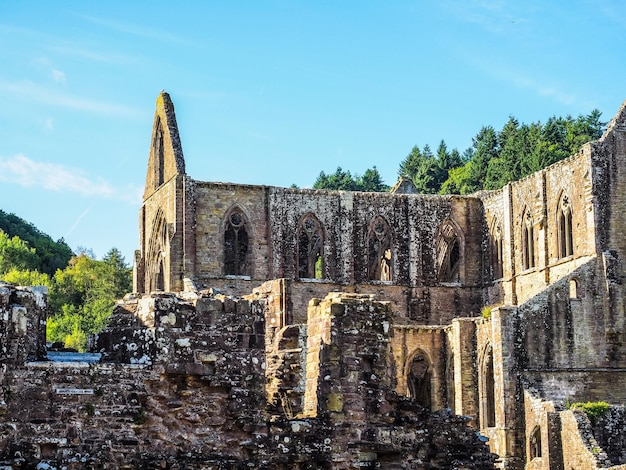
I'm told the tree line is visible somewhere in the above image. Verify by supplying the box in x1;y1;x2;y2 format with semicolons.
313;110;606;194
0;211;131;351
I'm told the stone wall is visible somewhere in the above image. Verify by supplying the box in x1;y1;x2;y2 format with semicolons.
0;284;497;469
0;283;46;366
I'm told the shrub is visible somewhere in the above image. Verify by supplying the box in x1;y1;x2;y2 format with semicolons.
570;401;610;424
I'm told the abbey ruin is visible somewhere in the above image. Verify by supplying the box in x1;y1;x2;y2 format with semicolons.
2;92;626;469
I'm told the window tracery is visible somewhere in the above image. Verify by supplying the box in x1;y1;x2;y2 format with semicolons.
436;221;461;283
224;208;249;276
558;194;573;258
368;216;393;281
297;214;323;279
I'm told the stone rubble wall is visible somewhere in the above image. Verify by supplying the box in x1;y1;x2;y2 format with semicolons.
0;283;47;367
0;284;497;468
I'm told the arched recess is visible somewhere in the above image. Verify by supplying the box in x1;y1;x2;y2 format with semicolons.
222;205;251;276
145;208;169;292
521;207;535;270
569;278;579;299
479;344;496;428
153;116;165;189
296;213;324;279
367;215;393;281
490;217;504;280
529;425;542;459
406;349;432;409
435;218;464;283
557;191;574;259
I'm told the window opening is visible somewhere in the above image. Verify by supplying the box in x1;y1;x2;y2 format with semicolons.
558;195;573;258
408;352;431;409
529;426;542;459
297;214;323;279
569;278;578;299
482;347;496;428
491;222;504;279
368;216;393;281
436;222;461;282
224;209;249;276
522;210;535;270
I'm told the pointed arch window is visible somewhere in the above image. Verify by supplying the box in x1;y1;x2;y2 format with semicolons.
153;117;165;188
522;209;535;271
407;351;432;409
436;221;462;283
558;194;573;258
146;209;168;292
224;208;250;276
491;220;504;280
529;426;542;459
368;216;393;281
481;345;496;428
297;214;324;279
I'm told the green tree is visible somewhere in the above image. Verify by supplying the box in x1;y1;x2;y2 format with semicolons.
439;163;473;195
314;167;357;191
467;126;498;193
314;166;388;192
398;144;440;194
47;249;132;351
0;210;73;275
358;166;389;192
0;230;39;273
1;268;51;287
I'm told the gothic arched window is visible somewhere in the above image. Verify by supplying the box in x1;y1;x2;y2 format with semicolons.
407;351;432;410
367;216;393;281
436;220;462;283
223;208;250;276
557;194;573;258
146;209;168;292
522;208;535;271
297;214;323;279
481;345;496;428
529;426;542;459
491;220;504;280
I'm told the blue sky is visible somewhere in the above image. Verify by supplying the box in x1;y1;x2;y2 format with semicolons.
1;1;624;263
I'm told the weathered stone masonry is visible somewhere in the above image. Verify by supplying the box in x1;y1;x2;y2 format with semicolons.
0;283;497;468
4;93;626;469
130;93;626;469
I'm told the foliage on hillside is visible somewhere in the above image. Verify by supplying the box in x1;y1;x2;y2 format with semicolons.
0;218;131;351
312;110;606;195
0;210;73;275
313;166;389;192
400;110;606;195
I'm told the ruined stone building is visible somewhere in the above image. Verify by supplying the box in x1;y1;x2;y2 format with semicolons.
131;93;626;468
1;93;626;469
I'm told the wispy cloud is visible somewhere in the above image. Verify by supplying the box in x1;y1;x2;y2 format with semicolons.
78;14;195;46
442;0;533;33
48;44;131;64
467;57;595;109
32;57;66;84
0;154;142;204
0;80;142;117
